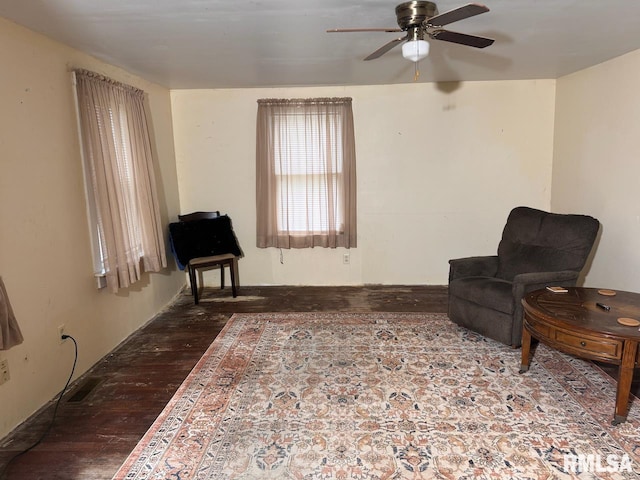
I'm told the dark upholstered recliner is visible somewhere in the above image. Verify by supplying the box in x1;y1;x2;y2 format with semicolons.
448;206;600;347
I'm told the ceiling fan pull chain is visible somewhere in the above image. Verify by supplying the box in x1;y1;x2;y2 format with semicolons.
413;62;420;82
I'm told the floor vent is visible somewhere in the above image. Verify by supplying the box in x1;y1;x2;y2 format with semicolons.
68;377;102;403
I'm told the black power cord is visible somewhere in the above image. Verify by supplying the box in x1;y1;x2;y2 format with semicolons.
0;335;78;480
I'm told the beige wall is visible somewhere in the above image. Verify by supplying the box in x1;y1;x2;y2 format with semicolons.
171;80;556;286
0;18;184;438
552;49;640;291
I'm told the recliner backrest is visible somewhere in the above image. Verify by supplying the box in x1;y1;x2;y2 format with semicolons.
495;206;599;281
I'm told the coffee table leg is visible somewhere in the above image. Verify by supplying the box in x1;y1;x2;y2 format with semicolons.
519;327;532;374
613;340;638;425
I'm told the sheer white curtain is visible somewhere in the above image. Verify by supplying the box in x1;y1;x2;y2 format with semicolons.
0;276;23;351
74;70;166;292
256;97;357;248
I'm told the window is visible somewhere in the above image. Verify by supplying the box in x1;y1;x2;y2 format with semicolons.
256;98;357;249
73;70;166;292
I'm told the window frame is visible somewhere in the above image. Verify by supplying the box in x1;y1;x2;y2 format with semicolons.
256;97;357;249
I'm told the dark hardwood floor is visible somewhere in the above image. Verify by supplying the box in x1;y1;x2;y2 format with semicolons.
0;285;448;480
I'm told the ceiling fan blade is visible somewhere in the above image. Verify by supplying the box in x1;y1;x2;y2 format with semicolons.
364;35;408;61
426;3;489;27
327;28;402;33
430;29;494;48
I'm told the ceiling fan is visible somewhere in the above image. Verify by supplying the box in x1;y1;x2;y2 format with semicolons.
327;1;494;62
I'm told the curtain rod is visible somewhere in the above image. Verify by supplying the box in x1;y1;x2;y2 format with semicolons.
73;69;144;96
257;97;352;106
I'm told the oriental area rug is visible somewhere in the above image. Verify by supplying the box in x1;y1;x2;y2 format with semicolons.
112;313;640;479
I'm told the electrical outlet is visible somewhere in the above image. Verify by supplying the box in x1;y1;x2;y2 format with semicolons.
0;359;9;386
58;325;67;344
343;253;350;264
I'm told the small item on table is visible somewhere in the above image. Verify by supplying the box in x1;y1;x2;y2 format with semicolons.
546;286;568;293
617;317;640;327
598;289;617;296
596;302;611;311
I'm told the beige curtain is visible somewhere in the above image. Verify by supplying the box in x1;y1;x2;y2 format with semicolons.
75;70;166;292
256;97;357;248
0;276;23;351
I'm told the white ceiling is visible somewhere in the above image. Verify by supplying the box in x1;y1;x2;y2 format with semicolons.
2;0;640;89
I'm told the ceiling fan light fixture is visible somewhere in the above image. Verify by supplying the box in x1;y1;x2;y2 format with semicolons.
402;39;430;62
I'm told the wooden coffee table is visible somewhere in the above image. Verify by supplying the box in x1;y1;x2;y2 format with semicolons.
520;287;640;425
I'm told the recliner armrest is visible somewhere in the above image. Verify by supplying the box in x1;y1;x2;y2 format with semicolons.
512;270;579;286
448;256;499;281
511;270;579;297
509;270;580;347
